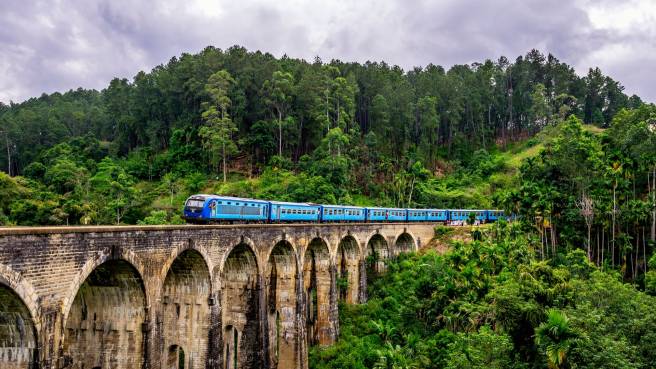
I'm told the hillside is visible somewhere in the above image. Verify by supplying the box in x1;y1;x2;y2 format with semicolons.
0;46;642;226
310;222;656;369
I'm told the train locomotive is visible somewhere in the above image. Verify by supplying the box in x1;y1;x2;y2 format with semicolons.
183;194;506;224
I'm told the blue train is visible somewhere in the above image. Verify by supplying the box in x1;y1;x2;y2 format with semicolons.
183;194;507;224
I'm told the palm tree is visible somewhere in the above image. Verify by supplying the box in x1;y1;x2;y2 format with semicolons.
535;309;578;369
374;343;418;369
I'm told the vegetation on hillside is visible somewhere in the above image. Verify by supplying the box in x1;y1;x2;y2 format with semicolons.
0;47;643;223
310;222;656;369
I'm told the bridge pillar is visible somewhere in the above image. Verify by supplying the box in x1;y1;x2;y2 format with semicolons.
358;258;368;304
328;263;339;344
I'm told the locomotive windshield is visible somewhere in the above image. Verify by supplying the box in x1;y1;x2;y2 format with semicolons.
186;198;205;209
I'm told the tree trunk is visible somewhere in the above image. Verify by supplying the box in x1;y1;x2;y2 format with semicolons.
587;224;592;261
601;226;605;270
4;131;11;176
651;167;655;243
644;226;648;274
222;141;227;183
407;177;415;208
278;110;283;157
612;182;617;268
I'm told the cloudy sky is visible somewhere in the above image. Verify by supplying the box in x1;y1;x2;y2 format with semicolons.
2;0;655;103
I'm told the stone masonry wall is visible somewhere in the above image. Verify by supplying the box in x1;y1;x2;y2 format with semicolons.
0;222;436;369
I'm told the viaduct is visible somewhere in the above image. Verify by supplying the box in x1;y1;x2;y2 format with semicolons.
0;222;436;369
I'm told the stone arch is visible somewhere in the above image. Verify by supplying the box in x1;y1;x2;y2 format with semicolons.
161;249;211;369
0;282;38;369
216;236;261;282
394;232;417;255
61;248;149;327
365;233;390;275
62;259;147;369
335;235;360;304
159;242;214;295
0;263;39;328
303;237;332;346
220;242;261;369
265;240;298;369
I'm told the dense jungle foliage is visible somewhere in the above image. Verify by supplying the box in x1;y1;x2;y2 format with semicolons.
311;222;656;369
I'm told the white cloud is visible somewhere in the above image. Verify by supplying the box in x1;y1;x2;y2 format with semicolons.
0;0;655;103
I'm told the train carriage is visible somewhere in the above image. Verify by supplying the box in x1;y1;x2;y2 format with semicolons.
407;209;430;222
365;207;407;222
486;210;505;222
183;195;269;222
426;209;449;222
449;209;488;223
321;205;366;222
269;201;321;222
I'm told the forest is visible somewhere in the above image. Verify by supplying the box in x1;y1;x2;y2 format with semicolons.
1;46;656;367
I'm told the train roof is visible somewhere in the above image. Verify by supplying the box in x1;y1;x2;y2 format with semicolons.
365;206;406;211
321;204;365;209
268;200;320;207
188;194;270;204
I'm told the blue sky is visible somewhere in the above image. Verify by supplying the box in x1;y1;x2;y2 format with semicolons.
1;0;655;103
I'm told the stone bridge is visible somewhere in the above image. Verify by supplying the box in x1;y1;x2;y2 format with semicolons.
0;222;436;369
